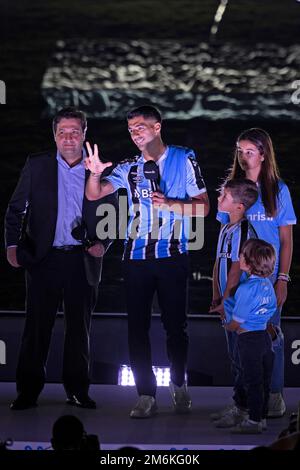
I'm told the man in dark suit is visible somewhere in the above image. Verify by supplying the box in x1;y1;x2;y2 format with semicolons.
5;107;116;410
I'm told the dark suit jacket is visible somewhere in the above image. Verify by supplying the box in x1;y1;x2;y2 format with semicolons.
5;151;118;286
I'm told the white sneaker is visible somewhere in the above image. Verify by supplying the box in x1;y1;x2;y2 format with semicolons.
215;406;248;428
268;392;286;418
231;418;263;434
210;404;237;421
130;395;157;419
169;382;192;413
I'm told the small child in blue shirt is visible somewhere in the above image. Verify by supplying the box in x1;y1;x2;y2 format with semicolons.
210;178;258;427
224;238;277;434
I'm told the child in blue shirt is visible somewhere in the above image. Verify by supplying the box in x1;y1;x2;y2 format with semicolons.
210;179;258;427
210;178;258;316
224;238;277;434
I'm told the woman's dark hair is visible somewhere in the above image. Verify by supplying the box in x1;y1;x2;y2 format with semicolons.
228;128;280;217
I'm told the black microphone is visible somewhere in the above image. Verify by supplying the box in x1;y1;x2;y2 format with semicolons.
143;160;160;192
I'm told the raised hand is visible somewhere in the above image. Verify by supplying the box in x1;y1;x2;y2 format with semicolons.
84;141;113;175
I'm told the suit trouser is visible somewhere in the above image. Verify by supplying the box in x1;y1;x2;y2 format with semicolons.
16;249;97;399
123;254;189;397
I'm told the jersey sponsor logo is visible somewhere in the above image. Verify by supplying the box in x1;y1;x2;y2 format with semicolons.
219;252;231;258
247;212;273;221
129;171;144;184
134;188;152;199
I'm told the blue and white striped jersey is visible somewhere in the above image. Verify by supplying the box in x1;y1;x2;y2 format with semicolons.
216;218;257;300
105;145;206;260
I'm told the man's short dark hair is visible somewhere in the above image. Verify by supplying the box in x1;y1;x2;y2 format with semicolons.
127;105;162;123
224;178;258;211
52;107;87;134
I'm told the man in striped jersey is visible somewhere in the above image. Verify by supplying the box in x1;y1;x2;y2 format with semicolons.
85;105;209;418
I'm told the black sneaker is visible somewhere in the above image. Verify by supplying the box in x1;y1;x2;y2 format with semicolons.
10;394;38;410
66;393;96;409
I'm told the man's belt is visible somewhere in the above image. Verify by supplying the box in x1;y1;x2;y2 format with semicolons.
52;245;83;252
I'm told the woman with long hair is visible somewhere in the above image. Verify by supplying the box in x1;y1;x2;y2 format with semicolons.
217;128;296;419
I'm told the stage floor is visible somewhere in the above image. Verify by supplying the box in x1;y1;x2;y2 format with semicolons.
0;383;299;450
